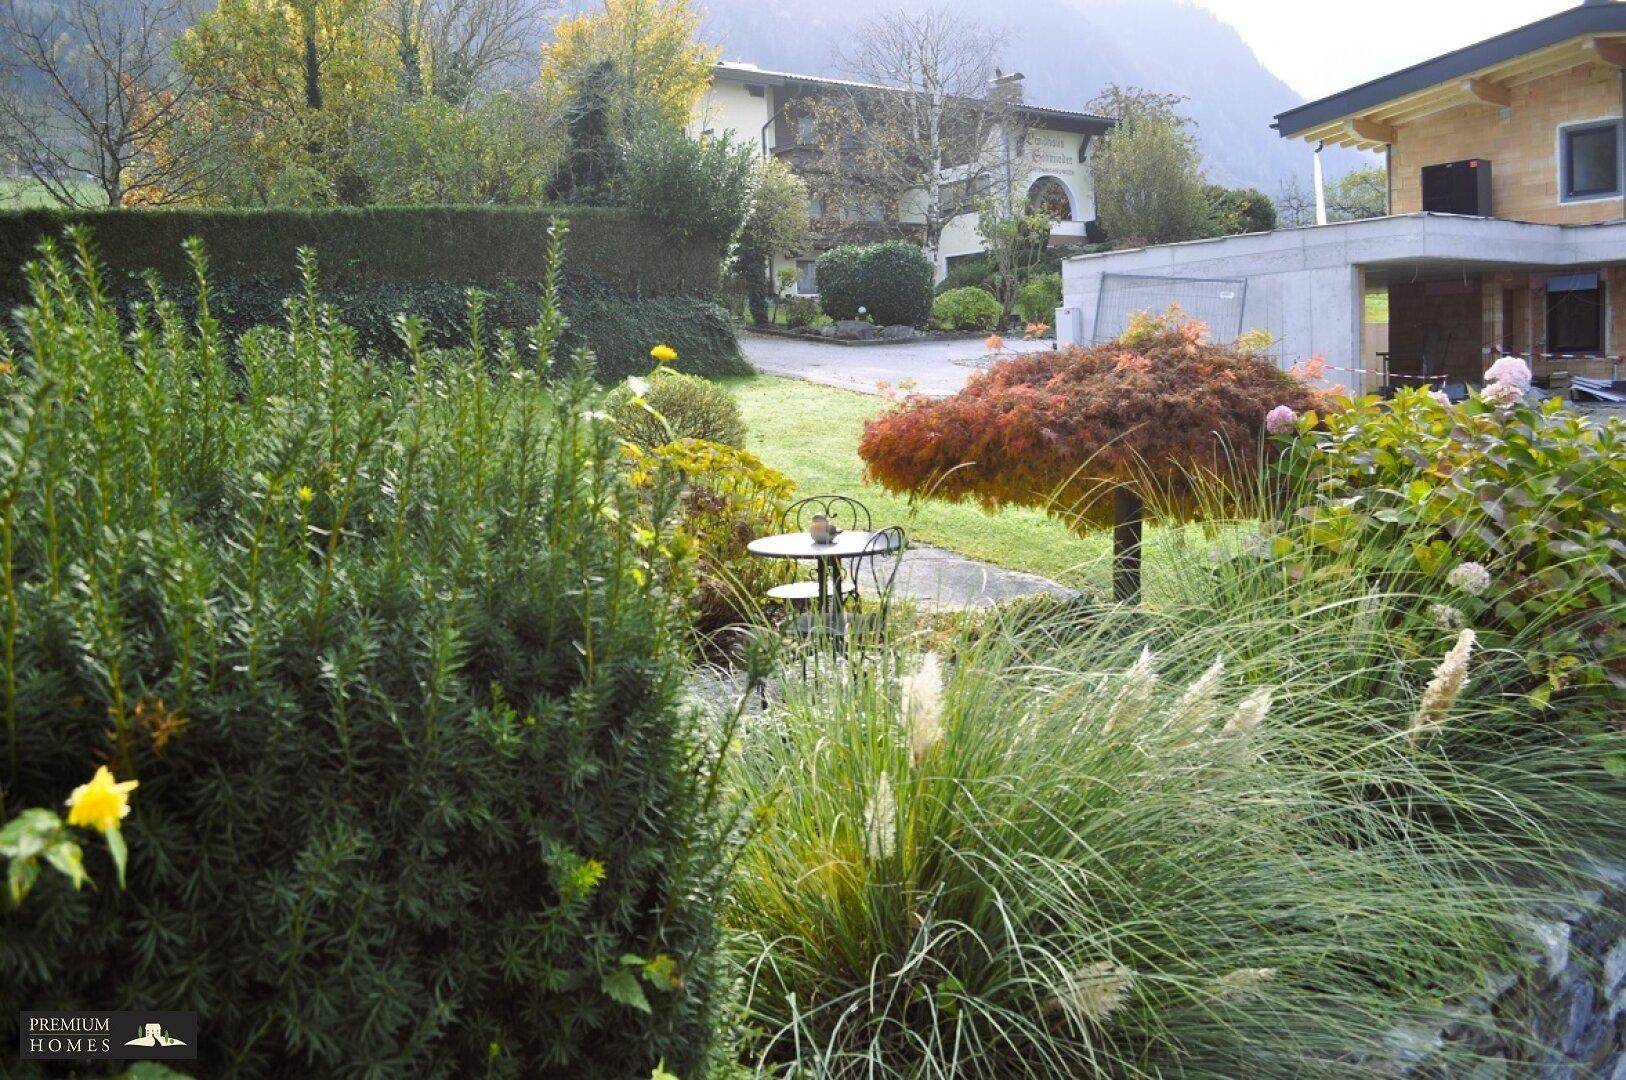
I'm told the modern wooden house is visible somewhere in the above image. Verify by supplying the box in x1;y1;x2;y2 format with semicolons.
1061;0;1626;394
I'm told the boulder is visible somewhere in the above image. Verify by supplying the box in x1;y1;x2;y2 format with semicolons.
832;319;879;340
880;324;919;341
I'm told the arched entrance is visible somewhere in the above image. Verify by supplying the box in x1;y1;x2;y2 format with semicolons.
1027;175;1075;221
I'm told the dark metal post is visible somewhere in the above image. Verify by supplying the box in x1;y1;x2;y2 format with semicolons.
1113;486;1143;604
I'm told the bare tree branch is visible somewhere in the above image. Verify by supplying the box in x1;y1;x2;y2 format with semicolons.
381;0;557;105
0;0;203;207
803;9;1019;266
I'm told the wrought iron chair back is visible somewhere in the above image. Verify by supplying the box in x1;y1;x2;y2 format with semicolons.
854;526;906;618
781;494;873;535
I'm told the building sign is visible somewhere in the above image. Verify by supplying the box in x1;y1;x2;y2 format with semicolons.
19;1012;198;1061
1025;133;1077;170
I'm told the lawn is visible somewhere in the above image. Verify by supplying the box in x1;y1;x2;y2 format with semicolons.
727;373;1204;598
0;177;98;208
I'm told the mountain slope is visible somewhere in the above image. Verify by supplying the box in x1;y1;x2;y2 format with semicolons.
696;0;1373;192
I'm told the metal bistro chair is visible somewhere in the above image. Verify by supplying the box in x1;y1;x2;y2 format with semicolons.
765;495;873;611
787;525;908;657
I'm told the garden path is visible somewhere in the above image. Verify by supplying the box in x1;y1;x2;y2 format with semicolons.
740;331;1054;397
890;543;1077;609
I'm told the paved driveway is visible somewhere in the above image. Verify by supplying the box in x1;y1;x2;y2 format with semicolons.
740;331;1056;397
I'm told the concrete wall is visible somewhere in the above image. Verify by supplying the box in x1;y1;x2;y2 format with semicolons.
1391;62;1624;224
1061;214;1626;392
1059;222;1377;391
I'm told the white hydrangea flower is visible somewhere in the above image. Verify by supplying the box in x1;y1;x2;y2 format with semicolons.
1446;561;1491;597
1479;380;1523;408
1429;603;1464;630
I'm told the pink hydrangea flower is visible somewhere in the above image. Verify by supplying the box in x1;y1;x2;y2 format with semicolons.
1479;381;1523;408
1429;390;1451;407
1264;405;1299;435
1484;355;1532;390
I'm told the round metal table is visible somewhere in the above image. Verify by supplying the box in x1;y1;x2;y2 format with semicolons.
747;529;881;623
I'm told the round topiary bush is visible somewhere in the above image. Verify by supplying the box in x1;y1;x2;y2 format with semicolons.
607;369;748;449
815;241;935;326
931;286;1004;331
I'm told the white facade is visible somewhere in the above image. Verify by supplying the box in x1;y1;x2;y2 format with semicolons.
1058;212;1626;393
693;63;1109;286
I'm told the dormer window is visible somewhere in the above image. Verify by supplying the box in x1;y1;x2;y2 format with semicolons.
1559;119;1622;202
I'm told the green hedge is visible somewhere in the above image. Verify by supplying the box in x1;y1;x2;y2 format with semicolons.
106;276;749;383
0;205;721;302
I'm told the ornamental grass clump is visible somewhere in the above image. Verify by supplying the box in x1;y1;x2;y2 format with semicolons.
726;508;1624;1076
0;229;725;1075
857;307;1321;601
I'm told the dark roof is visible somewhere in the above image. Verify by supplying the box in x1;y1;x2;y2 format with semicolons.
712;62;1115;134
1274;0;1626;139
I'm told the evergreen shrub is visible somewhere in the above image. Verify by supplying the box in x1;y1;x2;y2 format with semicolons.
930;286;1003;331
607;369;748;450
815;241;934;326
0;231;725;1076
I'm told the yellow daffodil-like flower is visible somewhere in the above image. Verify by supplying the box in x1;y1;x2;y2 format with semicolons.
296;485;315;504
650;344;677;364
65;766;138;833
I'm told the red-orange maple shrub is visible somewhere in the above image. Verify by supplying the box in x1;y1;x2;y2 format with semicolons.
858;313;1322;597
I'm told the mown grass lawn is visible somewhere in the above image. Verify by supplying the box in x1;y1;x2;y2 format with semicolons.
726;373;1206;598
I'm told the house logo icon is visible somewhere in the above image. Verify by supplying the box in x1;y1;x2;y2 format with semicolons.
125;1022;187;1047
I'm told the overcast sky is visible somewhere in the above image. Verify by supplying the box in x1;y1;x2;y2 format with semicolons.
1189;0;1578;101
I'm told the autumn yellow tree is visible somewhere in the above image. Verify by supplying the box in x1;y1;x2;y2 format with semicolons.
540;0;716;139
172;0;396;203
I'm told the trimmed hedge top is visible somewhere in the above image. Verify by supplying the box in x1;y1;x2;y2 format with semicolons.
0;204;721;301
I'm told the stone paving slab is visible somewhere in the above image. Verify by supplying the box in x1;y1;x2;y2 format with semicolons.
889;543;1078;610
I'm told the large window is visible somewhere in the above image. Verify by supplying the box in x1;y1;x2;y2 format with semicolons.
1544;272;1605;355
1559;120;1622;201
795;259;817;295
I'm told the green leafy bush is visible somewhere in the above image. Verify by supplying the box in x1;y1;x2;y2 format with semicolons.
930;286;1003;331
0;232;725;1076
625;439;794;633
782;294;822;329
1015;271;1063;325
815;241;934;326
608;369;748;450
1271;386;1625;703
622;124;758;249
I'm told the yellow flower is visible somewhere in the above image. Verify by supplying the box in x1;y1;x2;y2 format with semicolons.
650;344;677;364
296;485;315;504
65;766;138;833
